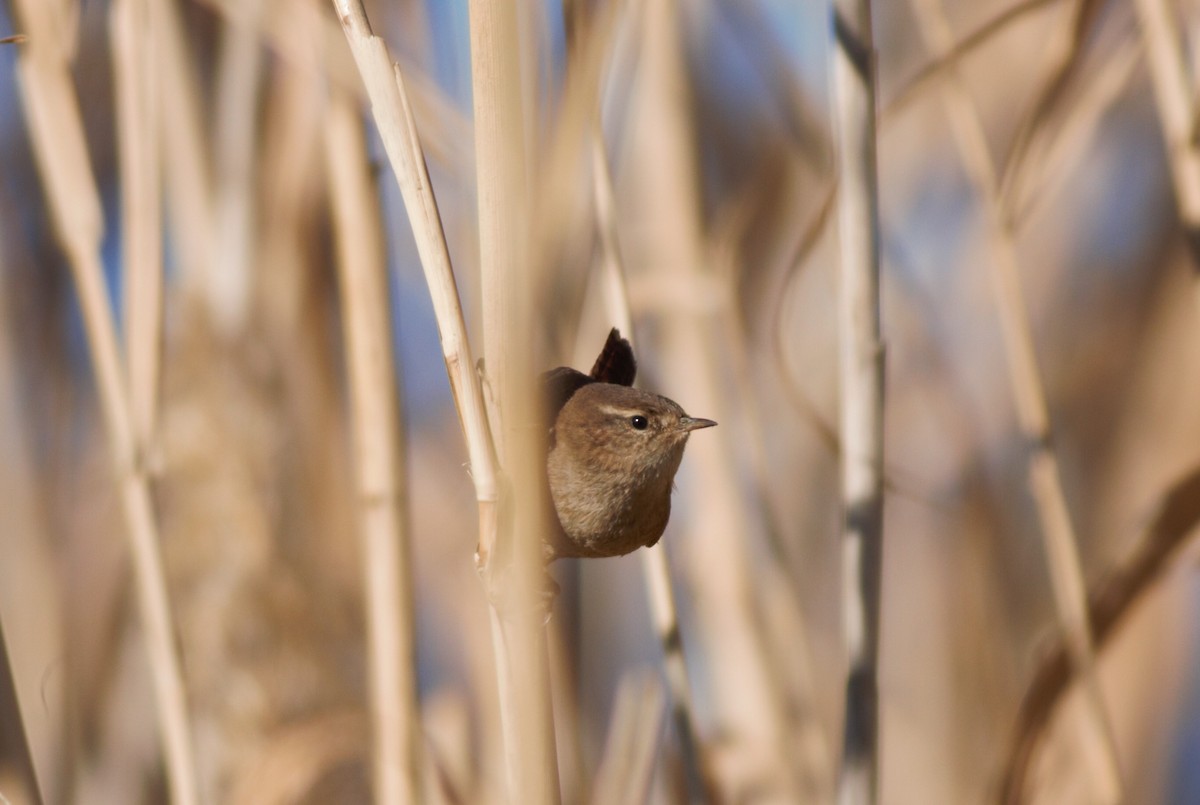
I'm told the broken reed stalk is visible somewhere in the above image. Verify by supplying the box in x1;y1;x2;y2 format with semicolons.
908;1;1123;800
591;118;711;799
467;3;561;804
324;97;423;805
1133;0;1200;281
12;3;197;802
829;0;885;802
111;0;162;455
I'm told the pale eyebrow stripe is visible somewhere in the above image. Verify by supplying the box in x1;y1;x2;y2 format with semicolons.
598;405;642;417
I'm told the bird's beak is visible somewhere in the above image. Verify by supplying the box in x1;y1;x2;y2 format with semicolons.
678;416;717;432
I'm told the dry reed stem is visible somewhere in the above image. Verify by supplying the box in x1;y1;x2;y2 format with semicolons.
1004;39;1142;226
829;0;885;802
11;3;197;802
908;0;1123;800
111;0;163;460
328;5;565;804
155;0;215;305
197;0;469;172
468;4;562;803
885;0;1060;116
530;0;626;277
211;0;264;335
329;0;497;546
591;127;634;339
1133;0;1200;274
325;96;423;805
0;259;62;805
709;198;834;796
634;0;792;799
591;672;666;805
999;465;1200;803
995;0;1102;214
591;98;710;797
468;0;528;464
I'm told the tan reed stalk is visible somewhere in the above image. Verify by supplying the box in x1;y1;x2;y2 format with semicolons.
1133;0;1200;280
829;0;885;802
324;96;423;805
883;0;1059;117
154;0;215;305
1002;39;1142;226
591;672;666;805
327;5;567;804
329;0;496;551
633;0;793;799
111;0;162;461
210;0;264;335
468;0;528;457
197;0;470;170
1000;465;1200;803
995;0;1101;210
908;1;1123;801
591;111;711;797
468;5;562;803
11;3;197;802
0;254;62;805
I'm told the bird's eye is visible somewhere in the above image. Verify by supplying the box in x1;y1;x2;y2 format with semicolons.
630;415;649;430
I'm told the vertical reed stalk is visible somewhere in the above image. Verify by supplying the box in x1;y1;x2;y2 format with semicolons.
12;3;196;801
210;0;264;335
154;0;215;304
591;118;710;800
329;5;563;804
909;1;1123;800
468;4;561;803
325;96;423;805
634;0;792;798
111;0;162;454
829;0;885;802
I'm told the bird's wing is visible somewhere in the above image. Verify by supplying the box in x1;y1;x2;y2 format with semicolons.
588;327;637;386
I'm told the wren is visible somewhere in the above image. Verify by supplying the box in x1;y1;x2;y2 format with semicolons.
541;329;716;560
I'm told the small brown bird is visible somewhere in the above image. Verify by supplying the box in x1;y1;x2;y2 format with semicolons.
542;329;716;559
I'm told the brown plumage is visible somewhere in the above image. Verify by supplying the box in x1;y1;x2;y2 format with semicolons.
542;329;715;559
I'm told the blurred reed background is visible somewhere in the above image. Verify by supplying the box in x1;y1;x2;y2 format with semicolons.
3;0;1200;803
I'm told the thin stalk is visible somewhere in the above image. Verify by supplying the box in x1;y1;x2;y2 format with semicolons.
12;3;196;801
592;119;710;800
592;672;666;805
1133;0;1200;285
111;0;162;456
908;1;1123;800
328;0;497;552
210;0;264;335
154;0;215;305
634;0;793;799
325;97;423;805
829;0;885;803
